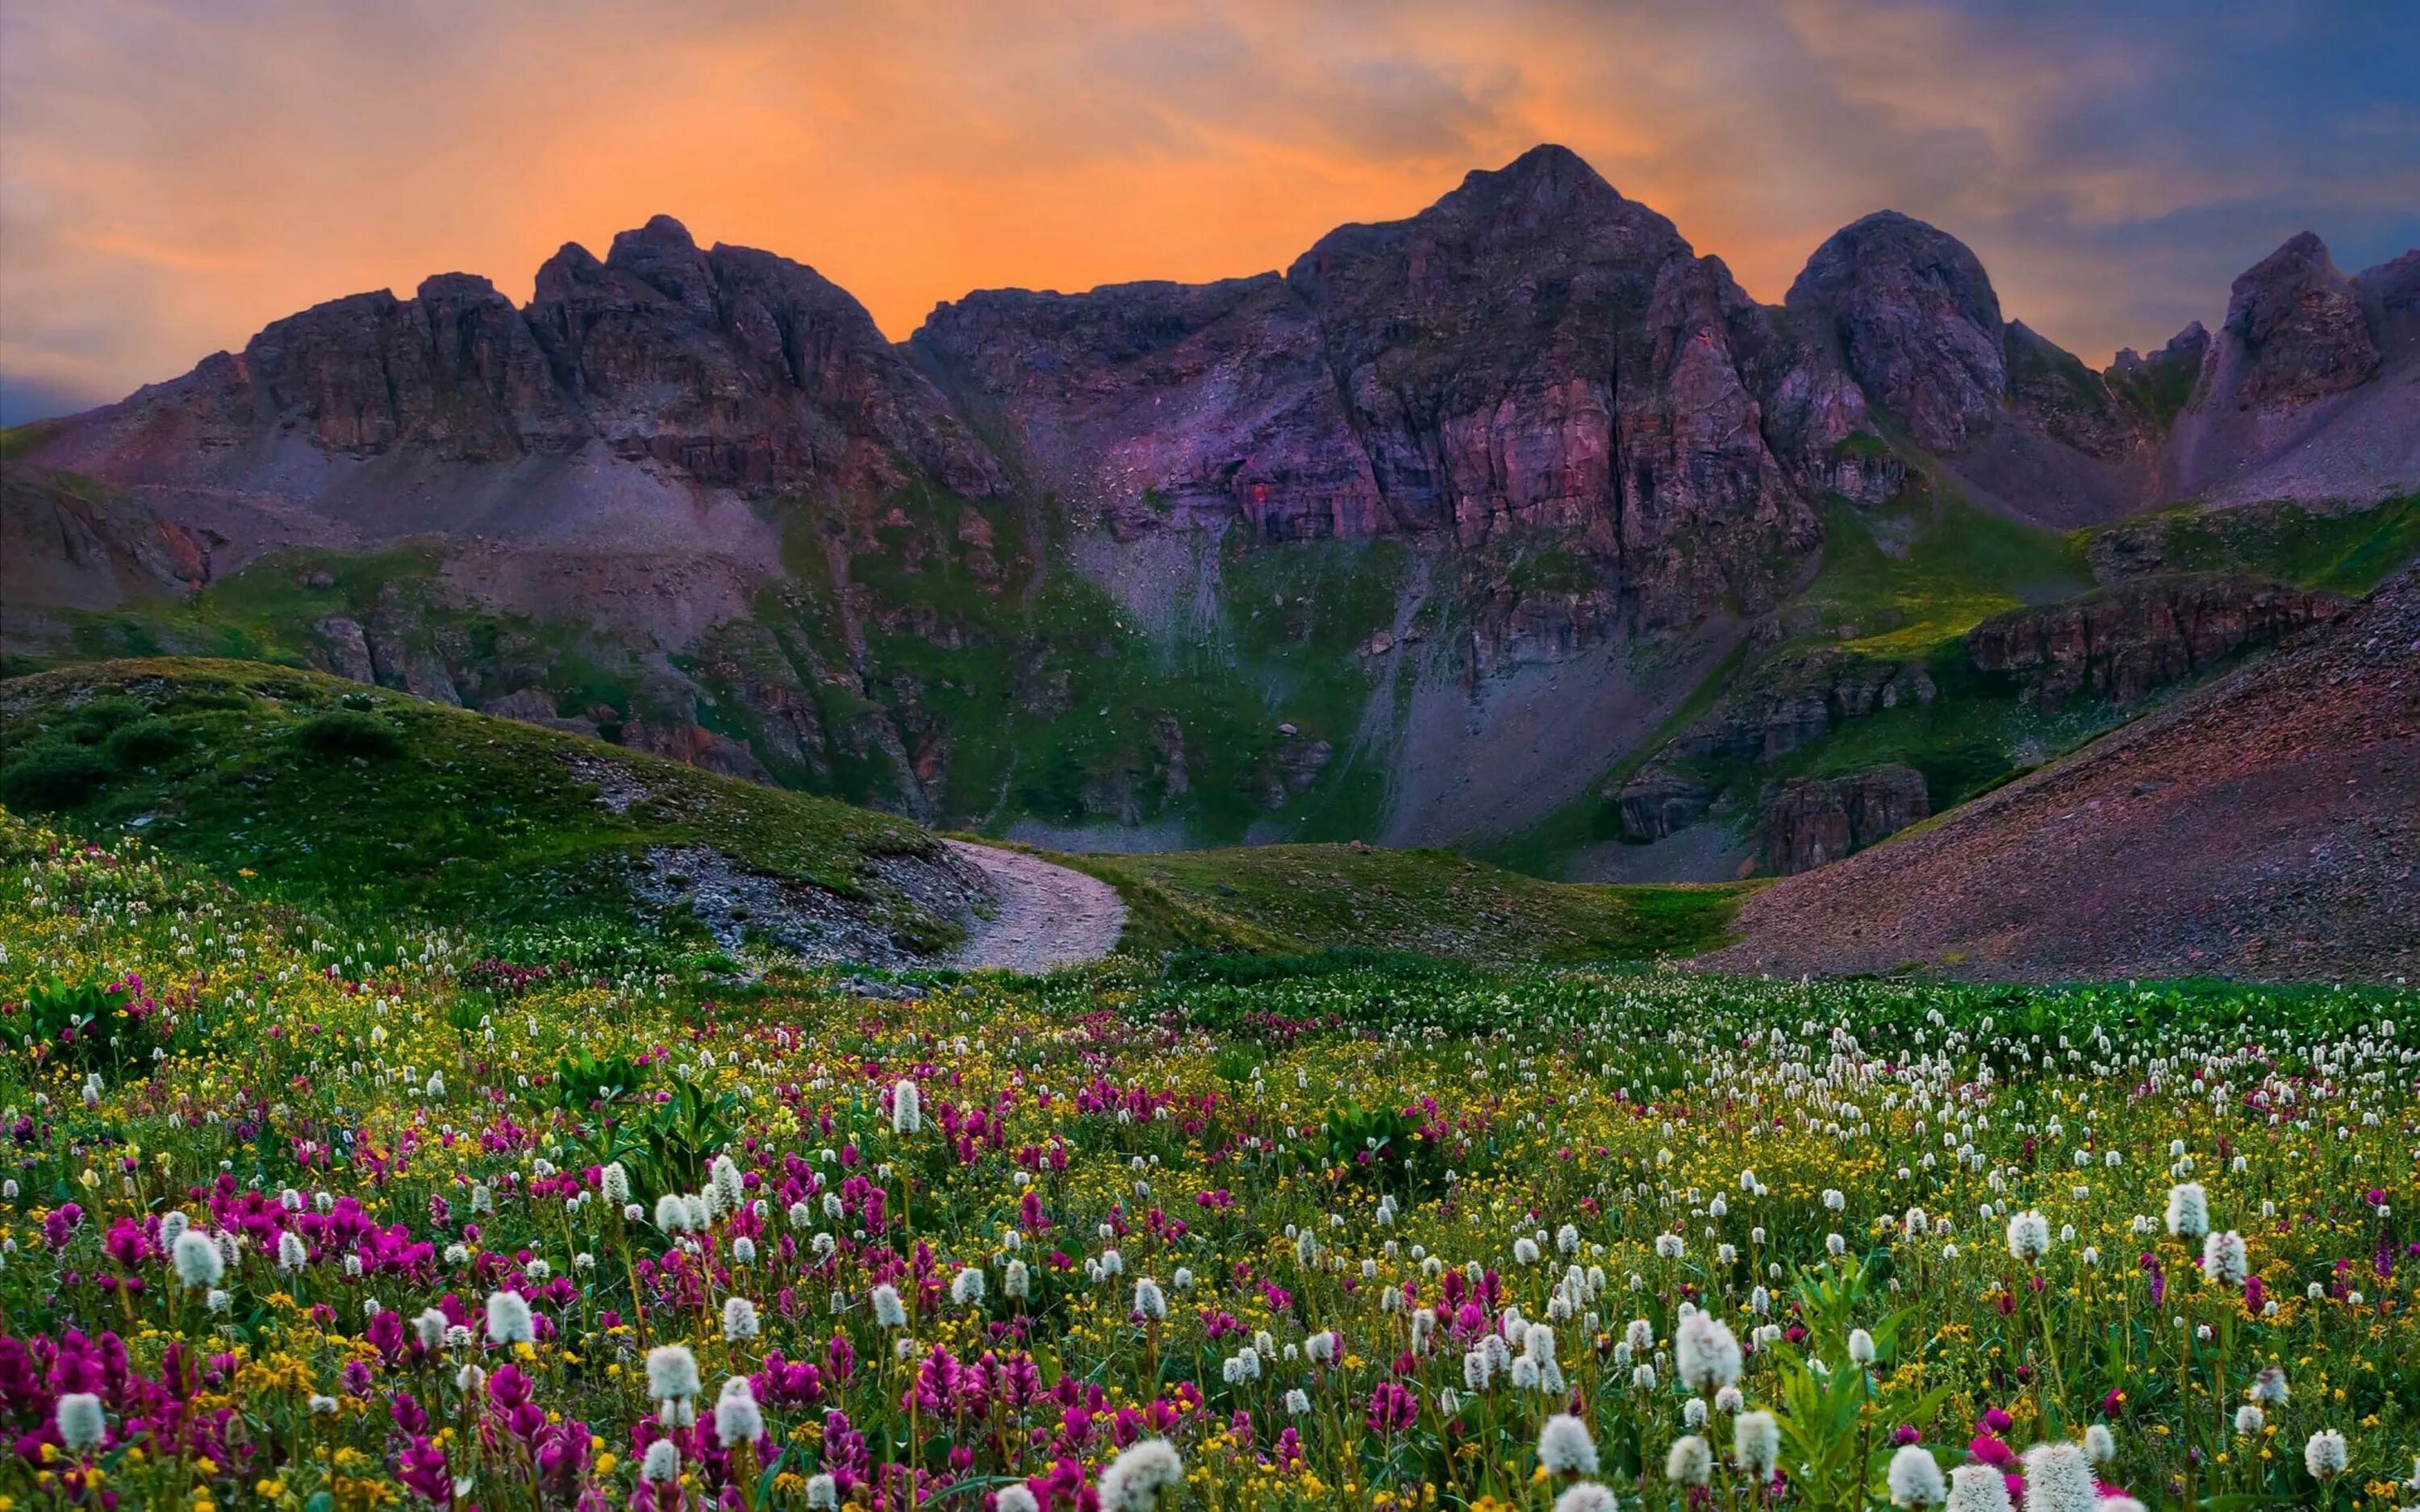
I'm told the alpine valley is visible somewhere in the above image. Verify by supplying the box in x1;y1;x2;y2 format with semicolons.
6;144;2416;895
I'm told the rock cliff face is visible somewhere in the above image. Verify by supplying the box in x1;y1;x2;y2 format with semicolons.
30;215;1003;513
1613;765;1716;843
1669;648;1939;765
1785;211;2159;523
918;146;1833;641
1759;764;1930;874
1966;574;2343;708
1788;212;2012;455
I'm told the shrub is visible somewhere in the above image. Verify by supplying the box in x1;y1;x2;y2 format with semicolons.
102;716;188;768
9;974;141;1069
0;742;111;809
294;709;406;758
64;696;149;743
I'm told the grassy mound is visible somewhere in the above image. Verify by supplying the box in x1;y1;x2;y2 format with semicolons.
0;658;963;953
1064;842;1744;963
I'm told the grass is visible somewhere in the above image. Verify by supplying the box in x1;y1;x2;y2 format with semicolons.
2098;493;2420;596
0;658;958;950
1057;842;1746;964
1798;493;2092;655
0;419;67;463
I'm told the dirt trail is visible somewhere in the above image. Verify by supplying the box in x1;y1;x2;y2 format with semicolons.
942;841;1126;973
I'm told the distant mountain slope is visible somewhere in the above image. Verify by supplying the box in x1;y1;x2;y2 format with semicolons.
1702;568;2420;981
4;146;2413;852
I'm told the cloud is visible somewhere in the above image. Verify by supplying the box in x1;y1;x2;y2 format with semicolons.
1;0;2413;422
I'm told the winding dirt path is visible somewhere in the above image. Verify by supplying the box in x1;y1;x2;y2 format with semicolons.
941;841;1127;973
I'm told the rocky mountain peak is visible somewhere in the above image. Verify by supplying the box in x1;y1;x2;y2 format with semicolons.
2220;230;2379;409
604;214;719;319
1440;142;1622;222
1786;210;2009;452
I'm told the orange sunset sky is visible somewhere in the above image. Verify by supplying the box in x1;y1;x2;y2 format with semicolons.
2;0;2415;423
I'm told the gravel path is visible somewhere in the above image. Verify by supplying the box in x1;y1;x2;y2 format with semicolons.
942;841;1126;973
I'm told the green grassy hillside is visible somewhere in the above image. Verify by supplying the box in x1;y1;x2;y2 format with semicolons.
1065;843;1745;963
0;658;966;955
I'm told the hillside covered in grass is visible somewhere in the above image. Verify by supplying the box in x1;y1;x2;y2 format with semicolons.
1064;842;1742;963
0;658;980;961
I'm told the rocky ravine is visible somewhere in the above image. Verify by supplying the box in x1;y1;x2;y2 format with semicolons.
6;146;2414;849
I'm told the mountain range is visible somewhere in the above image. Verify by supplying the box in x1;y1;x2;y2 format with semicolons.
6;144;2415;881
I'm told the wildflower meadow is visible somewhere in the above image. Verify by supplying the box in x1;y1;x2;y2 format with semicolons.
2;813;2414;1511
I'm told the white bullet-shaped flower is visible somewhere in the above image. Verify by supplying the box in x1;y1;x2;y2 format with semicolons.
1664;1435;1713;1485
485;1289;534;1345
714;1376;764;1445
1095;1438;1183;1512
1734;1411;1781;1477
1538;1413;1599;1475
173;1230;223;1289
56;1393;105;1453
646;1343;700;1402
1888;1446;1946;1507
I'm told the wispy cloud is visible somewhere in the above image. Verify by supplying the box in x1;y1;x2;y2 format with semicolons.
2;0;2413;419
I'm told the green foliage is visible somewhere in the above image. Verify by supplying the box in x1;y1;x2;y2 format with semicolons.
10;974;143;1072
1801;494;2092;654
543;1046;653;1114
100;716;190;768
293;709;407;758
2098;494;2420;597
0;743;110;809
1319;1101;1447;1198
632;1075;738;1195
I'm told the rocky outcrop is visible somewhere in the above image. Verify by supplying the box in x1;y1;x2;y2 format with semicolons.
0;471;214;614
27;217;1003;511
1614;764;1715;842
2218;232;2380;410
1784;211;2159;523
2159;233;2418;506
912;274;1384;543
1966;573;2343;709
2106;322;2209;426
1671;648;1938;764
919;146;1832;643
524;219;1006;497
2004;322;2147;463
1759;764;1929;874
620;718;774;782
